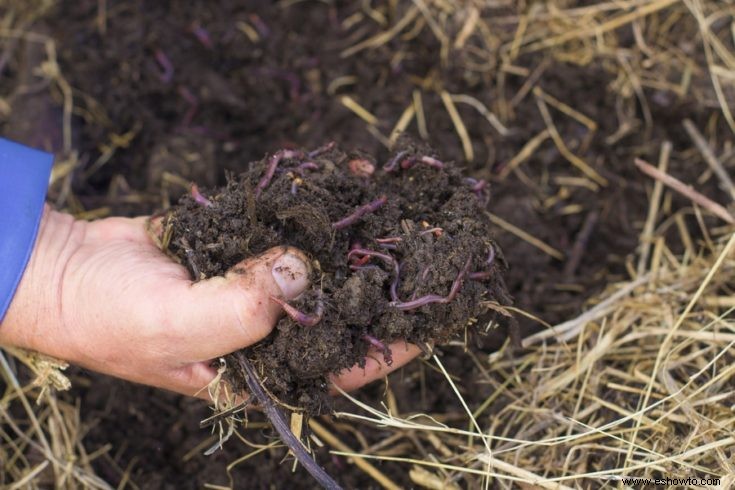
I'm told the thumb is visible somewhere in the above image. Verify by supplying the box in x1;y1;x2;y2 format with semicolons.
163;246;312;361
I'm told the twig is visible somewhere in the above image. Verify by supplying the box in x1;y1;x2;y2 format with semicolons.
234;353;343;490
634;158;734;224
637;142;671;277
563;209;599;278
440;90;474;162
485;212;565;260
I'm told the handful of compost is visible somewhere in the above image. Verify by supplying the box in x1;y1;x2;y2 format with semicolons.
158;141;510;414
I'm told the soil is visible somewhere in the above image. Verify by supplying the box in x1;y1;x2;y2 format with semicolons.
161;140;510;414
3;0;732;488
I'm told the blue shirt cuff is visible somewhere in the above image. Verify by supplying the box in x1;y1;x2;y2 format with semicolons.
0;138;54;323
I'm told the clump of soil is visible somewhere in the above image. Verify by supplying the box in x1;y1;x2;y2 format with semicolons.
160;140;510;414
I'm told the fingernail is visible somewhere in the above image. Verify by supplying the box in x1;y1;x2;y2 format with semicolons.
271;251;310;299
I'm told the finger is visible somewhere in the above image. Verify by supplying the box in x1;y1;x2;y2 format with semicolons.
85;215;152;243
331;341;421;393
159;246;312;361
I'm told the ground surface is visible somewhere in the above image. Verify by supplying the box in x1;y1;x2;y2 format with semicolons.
2;0;733;488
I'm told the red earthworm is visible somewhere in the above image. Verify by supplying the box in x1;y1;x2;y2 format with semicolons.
256;149;303;198
401;155;445;170
389;257;472;310
178;86;199;126
331;196;387;230
189;22;213;49
375;237;402;244
469;246;496;280
383;151;408;172
269;295;324;327
191;184;213;207
464;177;489;202
154;49;174;83
248;13;270;38
362;334;393;366
347;249;401;302
419;227;443;237
308;141;335;158
294;162;319;175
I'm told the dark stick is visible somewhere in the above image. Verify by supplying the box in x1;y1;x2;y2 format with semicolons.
331;196;387;230
235;353;343;490
563;210;599;278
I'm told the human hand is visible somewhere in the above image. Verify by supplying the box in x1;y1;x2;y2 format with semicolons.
0;207;420;398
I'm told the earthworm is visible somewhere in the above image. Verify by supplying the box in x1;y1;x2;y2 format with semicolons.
362;334;393;366
401;155;445;170
464;177;489;202
465;177;487;192
377;243;398;250
419;227;443;237
256;149;303;198
290;178;302;196
308;141;335;158
269;294;324;327
294;162;319;175
331;195;387;230
389;256;472;310
375;237;402;244
347;249;401;302
154;49;174;83
191;184;213;207
189;22;213;49
178;86;199;127
248;13;270;38
469;246;496;280
383;151;408;172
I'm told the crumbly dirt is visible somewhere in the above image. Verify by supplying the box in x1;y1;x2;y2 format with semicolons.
4;0;732;487
161;140;510;413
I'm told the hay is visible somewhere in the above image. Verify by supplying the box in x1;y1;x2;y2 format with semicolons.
2;0;735;487
329;227;735;488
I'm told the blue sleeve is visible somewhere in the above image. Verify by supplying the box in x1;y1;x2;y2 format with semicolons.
0;138;54;323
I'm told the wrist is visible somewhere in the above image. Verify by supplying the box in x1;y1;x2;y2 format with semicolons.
0;206;87;357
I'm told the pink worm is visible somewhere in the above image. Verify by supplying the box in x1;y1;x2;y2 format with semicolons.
389;257;472;311
191;184;213;207
331;196;387;230
255;149;303;198
269;295;324;327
